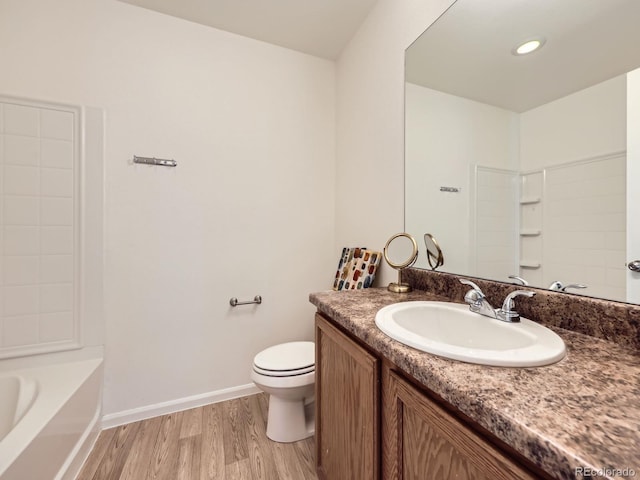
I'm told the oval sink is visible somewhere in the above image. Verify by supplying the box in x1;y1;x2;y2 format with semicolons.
375;301;566;367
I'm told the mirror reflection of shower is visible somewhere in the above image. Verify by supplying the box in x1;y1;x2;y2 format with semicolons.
404;0;639;303
423;233;444;271
383;233;418;293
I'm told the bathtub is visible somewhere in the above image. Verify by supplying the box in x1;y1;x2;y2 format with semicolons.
0;357;103;480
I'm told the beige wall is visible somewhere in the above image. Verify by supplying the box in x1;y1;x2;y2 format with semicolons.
0;0;336;419
0;0;472;420
627;69;640;303
520;75;627;300
334;0;455;286
404;83;519;275
520;75;626;170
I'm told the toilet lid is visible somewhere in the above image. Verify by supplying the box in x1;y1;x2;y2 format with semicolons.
253;341;315;372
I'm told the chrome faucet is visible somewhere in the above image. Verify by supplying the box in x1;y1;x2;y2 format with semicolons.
459;279;535;323
548;281;587;292
459;279;496;318
508;275;529;286
496;290;535;322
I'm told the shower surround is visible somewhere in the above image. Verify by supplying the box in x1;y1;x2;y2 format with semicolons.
0;95;105;479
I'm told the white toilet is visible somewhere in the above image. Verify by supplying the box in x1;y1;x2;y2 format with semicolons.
250;341;315;443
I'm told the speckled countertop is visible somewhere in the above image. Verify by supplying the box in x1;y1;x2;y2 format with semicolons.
309;288;640;480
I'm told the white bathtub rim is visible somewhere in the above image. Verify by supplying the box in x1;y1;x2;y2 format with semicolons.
0;375;39;442
55;399;101;480
0;357;103;477
13;376;38;431
0;345;103;373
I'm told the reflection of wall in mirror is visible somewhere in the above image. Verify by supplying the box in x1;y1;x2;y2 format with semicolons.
521;75;626;301
474;167;518;281
405;82;519;275
406;73;628;300
628;68;640;304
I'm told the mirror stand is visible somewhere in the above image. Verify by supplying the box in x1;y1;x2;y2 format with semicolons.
383;233;419;293
388;269;413;293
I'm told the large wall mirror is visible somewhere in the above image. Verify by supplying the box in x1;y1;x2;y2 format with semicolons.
405;0;640;304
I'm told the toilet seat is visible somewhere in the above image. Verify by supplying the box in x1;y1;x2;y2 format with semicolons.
253;364;314;377
251;369;315;389
253;341;315;377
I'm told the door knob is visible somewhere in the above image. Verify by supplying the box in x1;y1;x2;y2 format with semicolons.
628;260;640;272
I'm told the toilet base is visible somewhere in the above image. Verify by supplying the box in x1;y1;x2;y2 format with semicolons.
266;395;315;443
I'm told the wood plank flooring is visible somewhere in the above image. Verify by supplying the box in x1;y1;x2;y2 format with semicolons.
77;393;318;480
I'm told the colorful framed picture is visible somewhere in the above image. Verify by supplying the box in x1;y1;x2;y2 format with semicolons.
333;247;381;291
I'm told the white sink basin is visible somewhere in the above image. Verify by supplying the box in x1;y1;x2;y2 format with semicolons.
375;301;566;367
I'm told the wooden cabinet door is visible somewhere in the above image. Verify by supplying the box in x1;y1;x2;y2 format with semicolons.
315;313;379;480
382;366;539;480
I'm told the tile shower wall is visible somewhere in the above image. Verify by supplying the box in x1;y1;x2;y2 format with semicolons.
544;154;626;301
474;167;518;281
0;99;79;357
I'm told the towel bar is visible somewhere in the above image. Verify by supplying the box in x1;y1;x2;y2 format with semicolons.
230;296;262;307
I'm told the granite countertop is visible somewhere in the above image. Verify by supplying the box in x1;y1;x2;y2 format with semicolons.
309;288;640;480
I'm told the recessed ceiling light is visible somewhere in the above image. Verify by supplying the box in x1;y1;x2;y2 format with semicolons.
512;38;546;56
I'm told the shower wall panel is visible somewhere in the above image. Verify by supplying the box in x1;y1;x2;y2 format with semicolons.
543;153;626;302
0;98;80;358
474;167;519;281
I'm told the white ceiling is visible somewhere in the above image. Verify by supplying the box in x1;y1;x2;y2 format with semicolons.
117;0;379;59
406;0;640;112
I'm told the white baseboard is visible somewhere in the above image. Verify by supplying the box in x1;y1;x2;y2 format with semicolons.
101;383;261;429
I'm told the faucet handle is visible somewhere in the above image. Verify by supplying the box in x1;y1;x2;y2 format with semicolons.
459;279;485;306
548;281;563;291
498;290;535;322
549;281;587;292
508;275;529;286
459;279;484;294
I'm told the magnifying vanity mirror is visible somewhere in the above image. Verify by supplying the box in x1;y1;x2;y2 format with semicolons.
383;233;418;293
424;233;444;271
405;0;640;304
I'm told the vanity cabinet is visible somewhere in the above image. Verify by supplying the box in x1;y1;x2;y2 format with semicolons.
382;366;538;480
315;312;551;480
315;313;380;480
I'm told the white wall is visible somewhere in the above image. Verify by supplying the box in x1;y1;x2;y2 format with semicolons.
0;0;335;417
520;76;626;170
520;76;627;300
335;0;456;286
627;69;640;303
404;84;518;274
543;154;626;300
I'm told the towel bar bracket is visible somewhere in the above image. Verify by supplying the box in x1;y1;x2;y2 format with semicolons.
133;155;177;167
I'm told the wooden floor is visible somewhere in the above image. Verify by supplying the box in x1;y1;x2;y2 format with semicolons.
77;393;318;480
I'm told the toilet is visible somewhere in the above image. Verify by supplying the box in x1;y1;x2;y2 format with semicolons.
251;341;315;443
